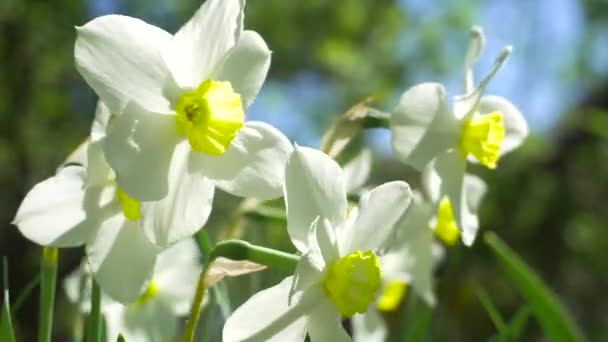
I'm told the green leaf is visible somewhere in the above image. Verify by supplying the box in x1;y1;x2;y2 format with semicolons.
484;232;587;342
401;294;433;342
1;257;16;342
86;279;102;342
39;247;58;342
505;305;532;340
476;286;507;336
116;333;125;342
13;274;40;315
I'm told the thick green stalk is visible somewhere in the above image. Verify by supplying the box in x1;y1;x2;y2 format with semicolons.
86;280;102;342
38;247;58;342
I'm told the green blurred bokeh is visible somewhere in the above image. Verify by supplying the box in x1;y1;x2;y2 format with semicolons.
1;0;607;340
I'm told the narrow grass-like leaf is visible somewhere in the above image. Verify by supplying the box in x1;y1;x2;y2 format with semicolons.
86;279;102;342
39;247;58;342
505;305;532;340
476;286;507;335
13;274;40;314
1;257;16;342
484;232;586;342
401;294;433;342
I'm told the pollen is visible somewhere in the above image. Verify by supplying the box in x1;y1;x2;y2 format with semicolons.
135;280;158;305
175;79;244;155
376;280;408;311
116;188;141;221
433;196;460;247
458;111;505;169
322;250;381;317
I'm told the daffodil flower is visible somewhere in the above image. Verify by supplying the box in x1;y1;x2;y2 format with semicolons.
75;0;292;202
351;180;483;342
223;146;412;341
14;103;213;302
64;239;202;342
390;26;527;243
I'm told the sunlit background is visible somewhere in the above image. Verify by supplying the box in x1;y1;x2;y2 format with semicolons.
1;0;607;340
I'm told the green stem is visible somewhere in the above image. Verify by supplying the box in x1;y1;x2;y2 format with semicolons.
38;247;58;342
86;280;102;342
182;266;209;342
362;111;391;129
183;239;300;342
209;240;299;273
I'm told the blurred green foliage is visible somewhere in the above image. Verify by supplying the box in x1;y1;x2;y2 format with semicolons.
1;0;607;341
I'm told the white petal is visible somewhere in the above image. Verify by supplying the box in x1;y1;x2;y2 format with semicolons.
85;140;112;187
213;30;271;109
163;0;244;89
453;46;512;120
87;214;160;303
352;309;387;342
191;121;292;200
463;26;485;93
422;151;468;244
223;277;321;342
314;218;340;264
91;101;111;142
290;252;324;303
306;299;351;342
141;142;214;247
284;146;347;253
102;103;180;201
479;95;528;155
107;299;177;342
75;15;173;114
62;140;89;168
340;181;412;254
13;166;95;247
152;239;202;315
390;83;460;170
385;195;436;306
342;148;372;193
460;175;487;246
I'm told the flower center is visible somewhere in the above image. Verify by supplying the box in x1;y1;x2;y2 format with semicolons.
135;280;158;305
376;280;408;311
116;188;141;221
433;196;460;246
458;111;505;169
175;79;244;155
322;250;381;317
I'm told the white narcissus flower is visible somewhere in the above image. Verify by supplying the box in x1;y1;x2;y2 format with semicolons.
13;103;212;303
75;0;292;202
389;26;527;245
64;239;202;342
223;146;412;341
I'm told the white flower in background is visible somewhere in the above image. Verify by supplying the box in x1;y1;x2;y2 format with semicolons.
341;147;373;194
223;146;412;341
389;26;527;244
64;239;202;342
351;178;484;342
75;0;292;202
13;103;213;302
